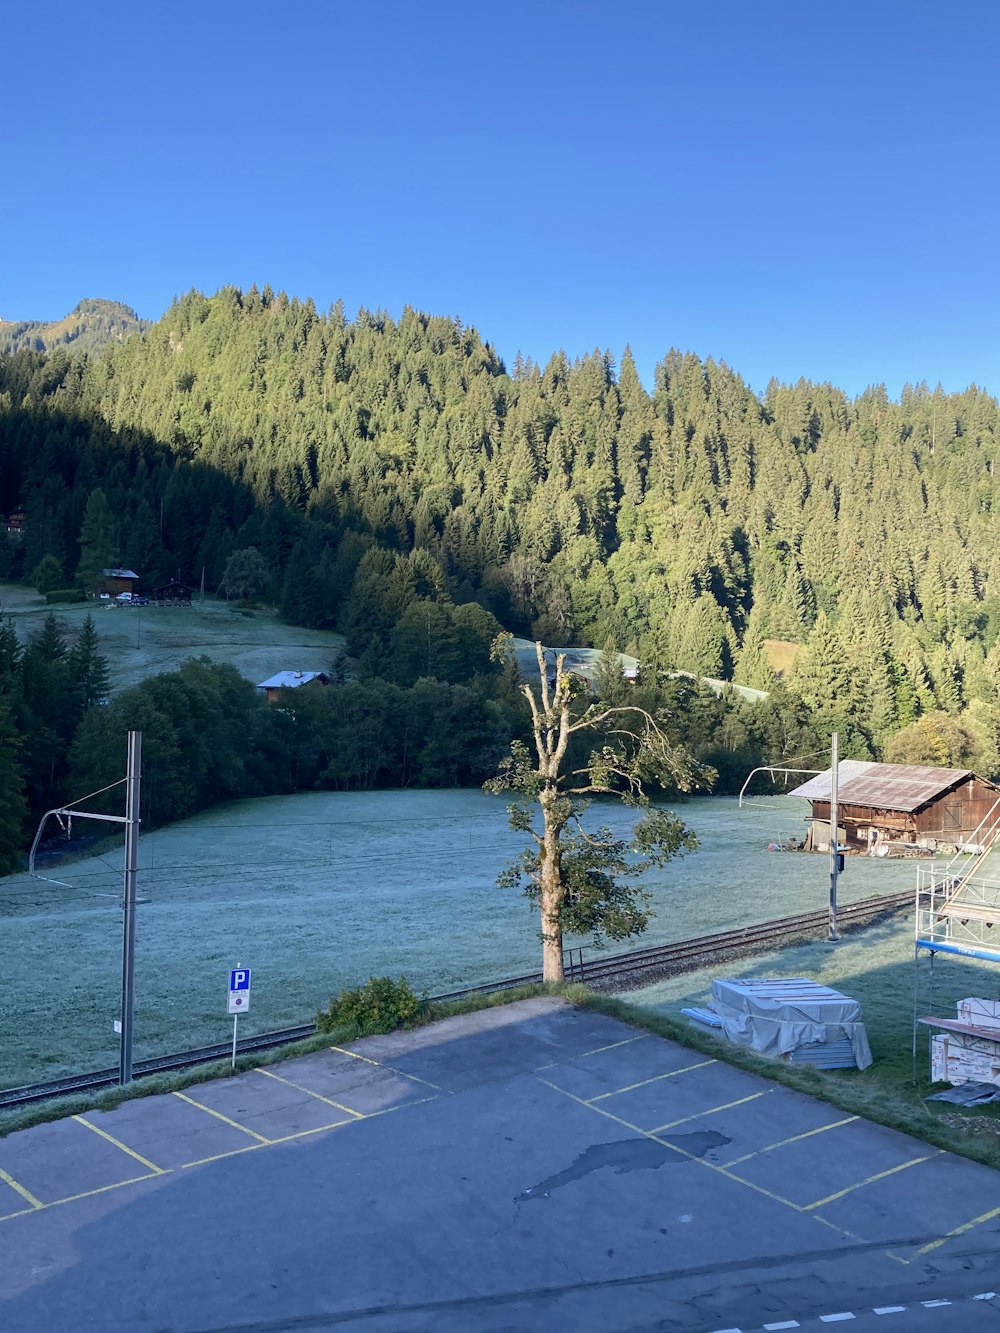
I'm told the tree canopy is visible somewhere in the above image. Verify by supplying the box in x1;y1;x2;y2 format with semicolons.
486;639;710;981
4;284;1000;859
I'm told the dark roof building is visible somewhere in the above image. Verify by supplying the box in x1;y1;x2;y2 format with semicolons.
256;670;331;704
101;567;140;593
149;580;194;603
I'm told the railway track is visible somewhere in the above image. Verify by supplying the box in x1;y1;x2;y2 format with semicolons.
1;889;914;1112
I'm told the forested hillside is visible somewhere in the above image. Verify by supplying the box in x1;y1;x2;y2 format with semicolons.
1;283;1000;864
0;299;147;357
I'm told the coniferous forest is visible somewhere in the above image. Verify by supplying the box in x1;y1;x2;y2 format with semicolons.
2;284;1000;868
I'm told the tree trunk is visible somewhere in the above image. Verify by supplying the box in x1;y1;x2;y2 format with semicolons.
539;793;565;983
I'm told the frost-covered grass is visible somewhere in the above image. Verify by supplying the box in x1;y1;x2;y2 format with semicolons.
0;581;344;693
1;793;918;1088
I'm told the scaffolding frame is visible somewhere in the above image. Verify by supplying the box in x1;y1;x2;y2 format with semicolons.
912;793;1000;1081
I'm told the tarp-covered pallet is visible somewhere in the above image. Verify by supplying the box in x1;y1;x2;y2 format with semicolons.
683;976;872;1070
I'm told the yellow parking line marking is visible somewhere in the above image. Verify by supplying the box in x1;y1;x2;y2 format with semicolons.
330;1045;380;1067
804;1153;942;1210
45;1173;161;1208
917;1203;1000;1255
539;1078;805;1214
2;1073;438;1221
182;1143;267;1169
73;1114;166;1174
722;1117;859;1167
533;1033;651;1072
0;1167;43;1210
884;1249;913;1265
649;1089;773;1133
363;1095;439;1120
329;1044;441;1091
266;1121;355;1145
253;1067;365;1118
590;1058;718;1101
172;1091;270;1143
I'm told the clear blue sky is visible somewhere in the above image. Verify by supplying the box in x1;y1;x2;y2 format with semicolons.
4;1;999;399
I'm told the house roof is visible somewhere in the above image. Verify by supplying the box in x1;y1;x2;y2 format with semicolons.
102;567;139;580
257;671;330;690
789;761;987;813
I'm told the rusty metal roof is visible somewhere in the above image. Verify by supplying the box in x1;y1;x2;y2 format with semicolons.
788;761;984;813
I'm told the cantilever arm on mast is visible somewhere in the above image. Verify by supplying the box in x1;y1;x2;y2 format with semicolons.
738;767;822;808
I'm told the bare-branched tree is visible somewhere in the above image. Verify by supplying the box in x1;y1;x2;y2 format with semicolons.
485;638;713;982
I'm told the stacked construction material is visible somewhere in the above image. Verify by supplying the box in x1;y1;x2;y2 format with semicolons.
684;976;873;1070
921;999;1000;1086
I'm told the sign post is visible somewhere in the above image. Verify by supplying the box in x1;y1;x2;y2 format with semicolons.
228;967;252;1068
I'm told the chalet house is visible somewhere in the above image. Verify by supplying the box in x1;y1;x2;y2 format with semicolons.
256;670;331;704
101;567;140;596
5;509;25;537
790;762;1000;856
149;580;194;605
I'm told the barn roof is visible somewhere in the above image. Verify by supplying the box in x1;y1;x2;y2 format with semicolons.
257;671;330;690
789;761;988;813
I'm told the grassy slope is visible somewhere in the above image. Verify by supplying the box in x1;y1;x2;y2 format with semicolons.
2;792;917;1088
0;582;345;693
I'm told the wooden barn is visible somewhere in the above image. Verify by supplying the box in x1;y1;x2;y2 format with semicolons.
149;580;194;605
101;567;140;596
789;762;1000;856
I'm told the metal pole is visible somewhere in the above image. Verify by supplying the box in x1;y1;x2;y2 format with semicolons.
828;731;839;941
912;941;920;1084
119;730;142;1085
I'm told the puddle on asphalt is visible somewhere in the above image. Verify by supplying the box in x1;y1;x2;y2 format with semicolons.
516;1131;730;1201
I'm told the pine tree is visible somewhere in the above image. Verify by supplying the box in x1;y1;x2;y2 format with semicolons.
734;615;776;691
68;614;111;711
0;700;27;874
75;488;118;590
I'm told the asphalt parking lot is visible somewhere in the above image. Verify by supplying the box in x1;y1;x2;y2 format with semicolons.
3;996;1000;1332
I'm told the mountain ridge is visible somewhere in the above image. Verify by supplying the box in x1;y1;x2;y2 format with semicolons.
0;298;148;357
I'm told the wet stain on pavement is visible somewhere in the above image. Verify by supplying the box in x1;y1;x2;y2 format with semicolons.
516;1132;730;1201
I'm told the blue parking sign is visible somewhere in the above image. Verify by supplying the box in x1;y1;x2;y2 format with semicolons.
230;968;252;992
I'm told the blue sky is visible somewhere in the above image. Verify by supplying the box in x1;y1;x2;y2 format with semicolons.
4;1;999;399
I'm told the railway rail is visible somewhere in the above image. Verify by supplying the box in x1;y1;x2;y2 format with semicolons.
1;889;914;1112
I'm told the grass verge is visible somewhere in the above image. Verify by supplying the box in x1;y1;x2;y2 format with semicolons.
10;962;1000;1177
0;983;547;1138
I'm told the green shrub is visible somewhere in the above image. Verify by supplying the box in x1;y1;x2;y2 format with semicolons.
45;588;86;604
316;975;427;1036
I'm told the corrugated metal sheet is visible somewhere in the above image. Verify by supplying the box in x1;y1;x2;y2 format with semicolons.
789;761;976;813
787;1039;857;1069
